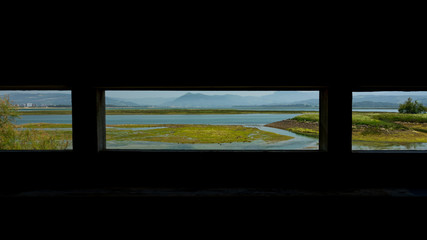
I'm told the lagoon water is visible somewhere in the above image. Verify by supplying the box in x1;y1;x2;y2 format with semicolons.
16;113;298;125
106;113;300;125
352;108;398;112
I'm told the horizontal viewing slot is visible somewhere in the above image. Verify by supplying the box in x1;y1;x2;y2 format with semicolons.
105;90;320;150
352;91;427;151
0;90;72;150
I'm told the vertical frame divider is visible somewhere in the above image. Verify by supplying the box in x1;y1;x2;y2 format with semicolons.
72;87;105;153
327;86;353;154
319;88;329;152
96;89;106;152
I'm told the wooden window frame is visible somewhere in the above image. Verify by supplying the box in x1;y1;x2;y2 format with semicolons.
2;83;426;190
99;86;329;153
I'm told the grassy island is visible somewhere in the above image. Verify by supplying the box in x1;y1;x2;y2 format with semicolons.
106;124;293;144
352;112;427;144
265;113;319;138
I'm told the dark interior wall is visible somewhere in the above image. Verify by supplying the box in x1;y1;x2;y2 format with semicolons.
1;77;427;193
2;5;425;194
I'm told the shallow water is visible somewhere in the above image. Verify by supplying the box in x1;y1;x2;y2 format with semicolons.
352;109;398;112
352;141;427;150
15;115;72;125
106;125;319;150
16;113;298;126
105;113;299;125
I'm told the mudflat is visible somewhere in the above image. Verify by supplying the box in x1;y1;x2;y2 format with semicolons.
265;119;318;131
265;119;319;138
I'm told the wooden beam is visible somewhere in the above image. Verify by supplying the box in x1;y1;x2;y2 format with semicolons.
319;88;328;152
71;88;105;153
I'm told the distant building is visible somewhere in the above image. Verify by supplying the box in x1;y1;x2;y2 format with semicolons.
26;103;33;107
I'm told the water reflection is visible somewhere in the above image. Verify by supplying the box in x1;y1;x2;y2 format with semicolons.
352;141;427;150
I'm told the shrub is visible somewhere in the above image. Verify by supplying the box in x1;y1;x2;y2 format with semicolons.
398;98;427;114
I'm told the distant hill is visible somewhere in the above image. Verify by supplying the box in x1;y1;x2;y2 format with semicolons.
162;91;319;108
260;91;319;104
110;97;175;106
163;93;254;107
105;98;140;107
0;92;139;107
353;94;427;104
0;92;72;106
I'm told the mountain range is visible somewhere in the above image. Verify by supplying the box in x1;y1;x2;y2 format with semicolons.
352;94;427;108
161;92;319;107
1;91;427;108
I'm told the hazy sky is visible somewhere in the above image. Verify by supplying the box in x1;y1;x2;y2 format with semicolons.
353;91;427;96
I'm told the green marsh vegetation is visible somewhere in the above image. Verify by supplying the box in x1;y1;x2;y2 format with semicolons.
106;124;293;144
352;112;427;144
0;96;71;150
268;110;427;147
292;113;319;122
288;111;427;145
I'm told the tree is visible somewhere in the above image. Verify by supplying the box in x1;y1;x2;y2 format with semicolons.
398;97;427;114
0;95;20;149
0;95;20;127
0;95;70;150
